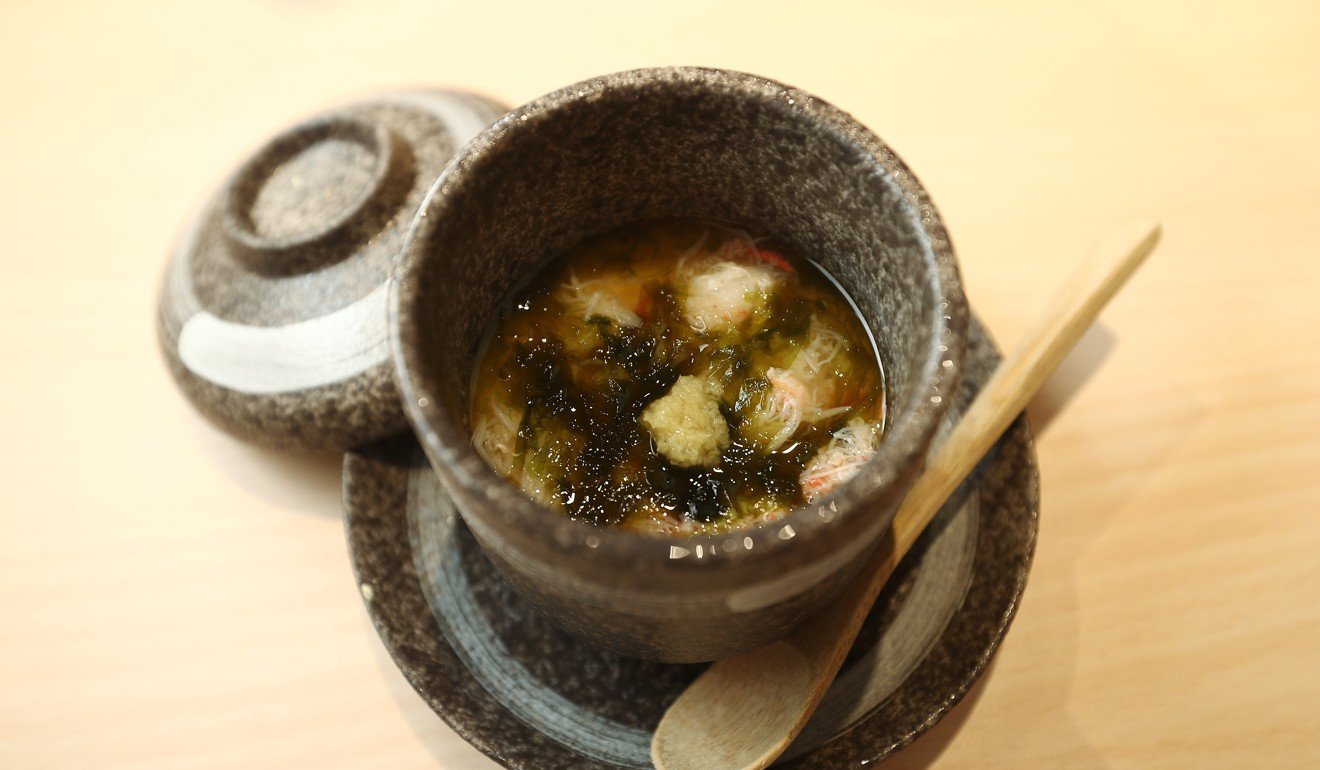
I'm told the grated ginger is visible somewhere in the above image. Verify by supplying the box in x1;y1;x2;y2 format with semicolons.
640;375;731;468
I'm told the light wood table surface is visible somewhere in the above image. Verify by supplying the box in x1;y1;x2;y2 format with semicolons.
3;2;1317;767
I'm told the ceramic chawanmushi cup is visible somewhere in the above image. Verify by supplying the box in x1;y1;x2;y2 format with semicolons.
390;67;968;663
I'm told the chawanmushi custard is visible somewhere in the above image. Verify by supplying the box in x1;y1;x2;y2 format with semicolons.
469;219;886;536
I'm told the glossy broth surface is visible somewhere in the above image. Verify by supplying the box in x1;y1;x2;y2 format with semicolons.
469;220;885;535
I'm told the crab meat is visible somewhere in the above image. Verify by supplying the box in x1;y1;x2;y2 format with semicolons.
800;418;880;502
749;367;808;451
680;258;782;335
470;402;523;477
789;323;850;409
621;505;700;536
794;325;848;378
741;322;855;451
784;322;855;420
556;269;643;328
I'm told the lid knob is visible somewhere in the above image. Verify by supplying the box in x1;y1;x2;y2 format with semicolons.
221;114;413;275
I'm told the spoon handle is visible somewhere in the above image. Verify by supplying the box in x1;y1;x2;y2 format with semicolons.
651;221;1161;770
895;221;1161;557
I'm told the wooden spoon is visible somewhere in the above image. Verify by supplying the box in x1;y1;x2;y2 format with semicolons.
652;222;1162;770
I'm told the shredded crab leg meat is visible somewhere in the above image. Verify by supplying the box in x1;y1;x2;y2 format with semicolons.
471;404;525;476
796;326;847;374
557;268;643;327
800;418;880;501
745;321;857;449
806;404;852;421
760;368;807;450
723;226;759;256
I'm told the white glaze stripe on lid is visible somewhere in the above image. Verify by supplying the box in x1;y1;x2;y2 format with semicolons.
177;283;390;395
175;91;497;395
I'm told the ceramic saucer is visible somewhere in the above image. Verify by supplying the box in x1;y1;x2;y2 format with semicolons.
344;315;1037;768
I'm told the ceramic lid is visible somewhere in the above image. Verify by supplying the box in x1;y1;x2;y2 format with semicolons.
158;89;507;451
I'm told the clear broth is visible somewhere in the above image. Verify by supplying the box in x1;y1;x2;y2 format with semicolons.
469;219;885;535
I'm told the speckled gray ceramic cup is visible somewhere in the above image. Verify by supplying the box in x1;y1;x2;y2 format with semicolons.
391;67;968;662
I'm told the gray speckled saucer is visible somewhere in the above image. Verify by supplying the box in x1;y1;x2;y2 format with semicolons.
344;315;1037;768
157;89;507;451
